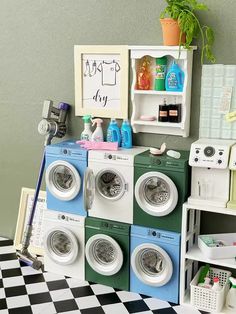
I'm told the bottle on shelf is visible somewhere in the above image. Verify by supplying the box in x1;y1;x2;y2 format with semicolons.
81;115;92;141
168;98;181;123
154;56;167;91
91;118;104;142
165;61;185;92
136;56;152;90
158;98;169;122
198;277;212;289
226;277;236;310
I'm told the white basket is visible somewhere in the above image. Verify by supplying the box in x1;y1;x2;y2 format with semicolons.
190;266;231;312
198;233;236;259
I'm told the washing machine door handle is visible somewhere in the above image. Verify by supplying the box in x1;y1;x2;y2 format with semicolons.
83;168;95;211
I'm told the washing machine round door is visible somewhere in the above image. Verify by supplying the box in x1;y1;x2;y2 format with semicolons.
45;227;79;265
83;168;95;211
46;160;81;201
135;172;178;216
131;243;173;286
96;169;126;201
85;234;123;276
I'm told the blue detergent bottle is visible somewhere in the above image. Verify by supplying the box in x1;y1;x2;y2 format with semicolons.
106;118;121;146
121;119;133;148
165;61;185;92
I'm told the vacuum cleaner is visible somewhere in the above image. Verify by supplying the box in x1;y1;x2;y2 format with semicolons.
17;100;70;270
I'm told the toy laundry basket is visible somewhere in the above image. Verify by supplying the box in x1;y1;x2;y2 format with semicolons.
190;266;231;312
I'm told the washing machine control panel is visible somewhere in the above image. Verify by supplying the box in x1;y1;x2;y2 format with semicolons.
229;144;236;170
104;153;130;163
58;213;82;223
189;142;231;169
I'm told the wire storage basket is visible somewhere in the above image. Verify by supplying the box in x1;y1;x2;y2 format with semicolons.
190;266;231;312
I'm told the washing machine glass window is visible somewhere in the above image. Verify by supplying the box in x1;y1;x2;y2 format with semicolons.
135;172;178;217
46;160;81;201
96;169;126;201
45;227;79;265
83;168;95;211
131;243;173;287
85;234;123;276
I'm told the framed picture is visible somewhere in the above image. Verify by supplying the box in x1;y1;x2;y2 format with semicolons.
14;187;46;256
74;45;129;119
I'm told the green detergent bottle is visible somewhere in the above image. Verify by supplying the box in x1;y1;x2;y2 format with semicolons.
154;56;167;91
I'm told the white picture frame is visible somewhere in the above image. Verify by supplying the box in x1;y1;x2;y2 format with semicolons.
74;45;129;119
14;187;46;256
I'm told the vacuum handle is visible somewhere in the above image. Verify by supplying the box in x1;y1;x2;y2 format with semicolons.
28;150;46;226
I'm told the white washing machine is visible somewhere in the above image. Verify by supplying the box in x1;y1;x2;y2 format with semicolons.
87;147;147;224
43;210;85;280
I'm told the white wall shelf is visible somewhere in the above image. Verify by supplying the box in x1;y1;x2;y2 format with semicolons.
129;46;197;137
180;202;236;314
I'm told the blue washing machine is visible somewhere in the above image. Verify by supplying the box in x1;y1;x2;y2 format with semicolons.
130;225;180;304
45;139;90;216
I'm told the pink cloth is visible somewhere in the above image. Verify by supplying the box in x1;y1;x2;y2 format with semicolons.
76;140;118;151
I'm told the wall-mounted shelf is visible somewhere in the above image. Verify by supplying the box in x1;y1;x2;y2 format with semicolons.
180;202;236;314
129;46;197;137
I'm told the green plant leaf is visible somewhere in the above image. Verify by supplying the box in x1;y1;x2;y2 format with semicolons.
205;26;215;46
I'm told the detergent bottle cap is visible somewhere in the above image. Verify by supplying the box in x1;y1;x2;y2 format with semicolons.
82;115;92;123
92;118;103;127
110;118;117;124
213;277;220;283
123;119;130;124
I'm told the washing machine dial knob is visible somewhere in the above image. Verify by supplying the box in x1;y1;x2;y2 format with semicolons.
194;157;199;162
63;149;68;154
152;231;157;236
108;154;112;159
218;159;222;164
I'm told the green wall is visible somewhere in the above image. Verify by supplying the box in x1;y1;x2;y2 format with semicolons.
1;0;236;238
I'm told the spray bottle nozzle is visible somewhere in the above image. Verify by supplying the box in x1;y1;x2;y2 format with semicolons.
92;118;103;126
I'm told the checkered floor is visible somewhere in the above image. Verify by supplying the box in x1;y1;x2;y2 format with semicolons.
0;238;202;314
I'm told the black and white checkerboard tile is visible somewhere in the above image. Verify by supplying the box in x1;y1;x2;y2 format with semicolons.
0;238;202;314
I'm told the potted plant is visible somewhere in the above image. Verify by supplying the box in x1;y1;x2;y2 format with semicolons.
160;0;215;63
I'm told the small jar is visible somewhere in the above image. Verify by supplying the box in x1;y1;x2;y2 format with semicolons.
168;104;181;123
158;102;168;122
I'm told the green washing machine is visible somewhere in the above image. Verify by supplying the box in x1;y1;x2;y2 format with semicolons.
85;217;130;291
133;150;190;232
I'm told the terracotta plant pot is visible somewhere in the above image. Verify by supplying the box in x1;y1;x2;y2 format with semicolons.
160;18;186;46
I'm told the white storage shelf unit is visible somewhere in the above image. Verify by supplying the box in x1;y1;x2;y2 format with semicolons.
130;46;196;137
180;202;236;314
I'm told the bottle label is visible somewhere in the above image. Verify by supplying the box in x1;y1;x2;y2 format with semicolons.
107;130;112;142
159;111;168;117
169;110;178;116
81;134;89;140
167;73;177;88
156;65;167;79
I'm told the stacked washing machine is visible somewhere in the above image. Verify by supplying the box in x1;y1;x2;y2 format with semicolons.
130;150;190;303
43;139;88;280
43;139;191;303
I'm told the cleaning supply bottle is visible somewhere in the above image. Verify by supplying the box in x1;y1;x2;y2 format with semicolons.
81;115;92;141
154;56;167;91
198;277;212;289
212;277;222;292
121;119;132;149
106;118;121;146
165;61;185;92
198;264;210;285
226;277;236;310
91;118;104;142
136;56;152;90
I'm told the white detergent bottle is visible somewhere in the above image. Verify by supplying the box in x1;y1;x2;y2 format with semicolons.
226;277;236;310
81;115;92;141
91;118;104;142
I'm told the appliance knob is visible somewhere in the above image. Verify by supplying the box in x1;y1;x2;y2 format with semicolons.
61;215;65;220
218;160;222;164
152;231;157;236
194;157;198;162
196;150;199;154
219;151;223;156
108;154;112;159
63;149;68;154
204;146;215;157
